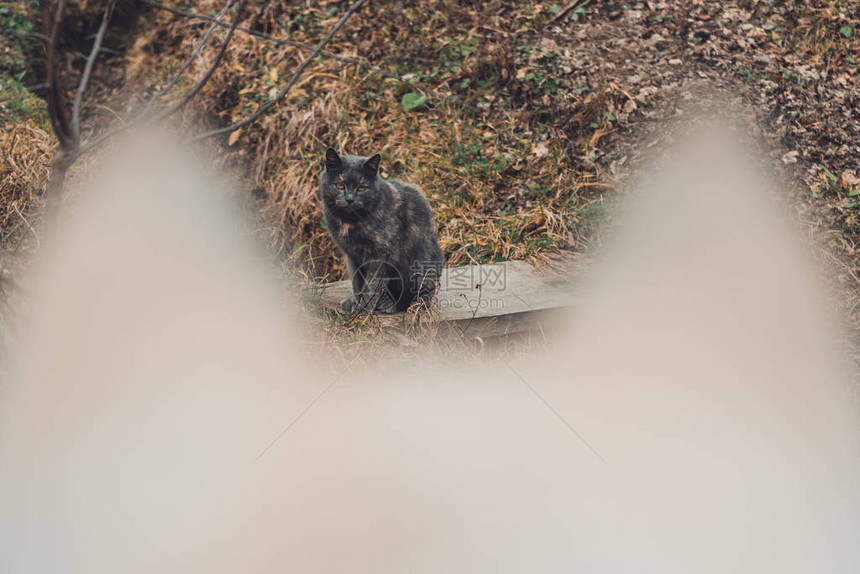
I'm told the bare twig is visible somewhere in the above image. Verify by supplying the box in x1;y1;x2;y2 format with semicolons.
12;203;41;250
143;0;235;113
187;0;369;143
16;30;51;44
74;110;130;157
137;0;439;98
38;0;383;203
456;283;483;337
549;0;591;24
154;0;248;120
75;0;244;155
72;0;117;139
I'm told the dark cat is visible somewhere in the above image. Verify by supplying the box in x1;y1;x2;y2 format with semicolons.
320;148;443;313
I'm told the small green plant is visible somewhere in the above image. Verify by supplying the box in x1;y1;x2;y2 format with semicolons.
578;199;610;232
401;92;427;112
570;7;586;21
0;5;34;35
782;70;806;86
819;164;838;188
0;75;49;128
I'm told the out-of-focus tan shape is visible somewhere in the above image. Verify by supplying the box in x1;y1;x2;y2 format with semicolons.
0;131;320;574
1;125;857;574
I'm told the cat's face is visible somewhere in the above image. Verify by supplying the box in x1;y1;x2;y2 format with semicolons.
320;148;381;215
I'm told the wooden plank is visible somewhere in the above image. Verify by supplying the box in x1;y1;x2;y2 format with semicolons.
317;260;579;338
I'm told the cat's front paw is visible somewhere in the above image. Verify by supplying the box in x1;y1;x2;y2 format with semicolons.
371;291;398;314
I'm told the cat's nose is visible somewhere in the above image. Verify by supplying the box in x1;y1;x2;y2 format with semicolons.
344;195;355;204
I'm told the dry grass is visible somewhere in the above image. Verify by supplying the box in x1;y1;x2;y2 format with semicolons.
124;0;607;284
0;121;52;252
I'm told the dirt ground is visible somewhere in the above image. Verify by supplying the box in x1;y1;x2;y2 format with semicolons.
0;0;858;364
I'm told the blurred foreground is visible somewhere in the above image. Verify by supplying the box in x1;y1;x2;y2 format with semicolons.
1;126;857;573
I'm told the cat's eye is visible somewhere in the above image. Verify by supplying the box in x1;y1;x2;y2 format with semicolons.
357;185;367;192
336;184;345;190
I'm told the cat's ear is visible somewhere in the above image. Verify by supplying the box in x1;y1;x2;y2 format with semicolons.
324;147;343;170
363;153;381;175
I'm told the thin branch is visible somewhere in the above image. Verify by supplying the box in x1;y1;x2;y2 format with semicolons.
187;0;369;143
72;46;121;59
72;0;117;139
15;30;51;44
76;0;245;154
63;0;412;176
12;203;41;250
138;0;438;98
549;0;591;24
143;0;235;113
74;113;126;157
153;0;248;120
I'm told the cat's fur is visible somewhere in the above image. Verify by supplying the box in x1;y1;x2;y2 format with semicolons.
320;148;443;313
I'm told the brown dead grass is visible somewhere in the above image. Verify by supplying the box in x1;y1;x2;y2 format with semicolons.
0;121;52;252
122;0;598;284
